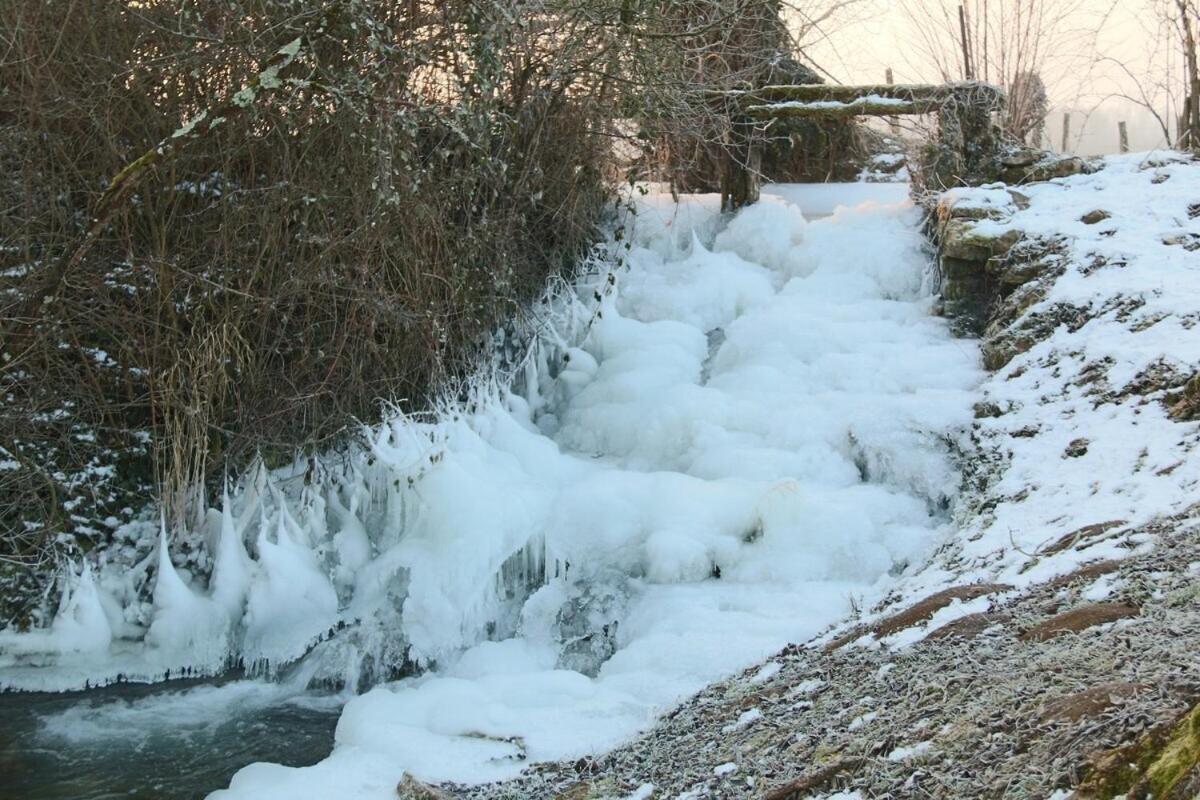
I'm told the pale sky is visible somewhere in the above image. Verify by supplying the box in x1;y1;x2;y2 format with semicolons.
799;0;1186;154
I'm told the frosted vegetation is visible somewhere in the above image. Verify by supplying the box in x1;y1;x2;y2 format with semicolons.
0;185;982;794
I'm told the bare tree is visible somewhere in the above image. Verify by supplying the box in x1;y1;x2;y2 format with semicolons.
1173;0;1200;147
1096;0;1199;150
897;0;1113;145
1008;69;1049;144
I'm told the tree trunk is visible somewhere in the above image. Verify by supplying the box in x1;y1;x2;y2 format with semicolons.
1179;0;1200;150
721;131;760;212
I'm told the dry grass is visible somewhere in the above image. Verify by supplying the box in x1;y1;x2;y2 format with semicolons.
0;1;612;576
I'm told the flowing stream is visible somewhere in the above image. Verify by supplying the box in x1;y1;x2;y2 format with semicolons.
0;679;340;800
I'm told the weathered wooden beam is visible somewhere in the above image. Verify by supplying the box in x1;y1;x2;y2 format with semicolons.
745;97;941;119
742;81;1004;106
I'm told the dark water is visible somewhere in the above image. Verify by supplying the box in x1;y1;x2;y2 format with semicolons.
0;678;341;800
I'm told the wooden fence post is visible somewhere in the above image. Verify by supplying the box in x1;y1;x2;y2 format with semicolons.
886;68;899;135
1061;112;1071;153
1118;121;1129;153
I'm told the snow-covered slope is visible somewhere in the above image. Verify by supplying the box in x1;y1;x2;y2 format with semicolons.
959;153;1200;585
452;154;1200;800
1;185;983;797
804;152;1200;654
943;154;1197;591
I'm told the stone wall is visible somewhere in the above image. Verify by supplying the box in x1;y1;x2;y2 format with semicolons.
929;148;1092;341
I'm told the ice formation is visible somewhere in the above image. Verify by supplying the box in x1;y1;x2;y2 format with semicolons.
0;184;982;796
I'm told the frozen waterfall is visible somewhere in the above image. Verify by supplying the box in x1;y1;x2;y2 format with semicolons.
0;183;982;797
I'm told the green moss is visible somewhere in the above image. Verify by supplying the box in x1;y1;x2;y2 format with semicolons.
1077;703;1200;798
940;220;1021;262
1145;704;1200;796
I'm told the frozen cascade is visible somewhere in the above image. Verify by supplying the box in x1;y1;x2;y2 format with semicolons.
0;183;983;797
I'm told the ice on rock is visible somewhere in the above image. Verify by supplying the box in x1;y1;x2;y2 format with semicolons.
553;572;632;677
243;515;339;670
619;234;777;330
0;562;113;659
147;525;228;664
557;347;601;396
713;195;809;277
626;192;724;259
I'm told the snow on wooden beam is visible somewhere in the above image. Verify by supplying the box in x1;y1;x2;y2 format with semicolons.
745;96;941;119
746;81;1003;105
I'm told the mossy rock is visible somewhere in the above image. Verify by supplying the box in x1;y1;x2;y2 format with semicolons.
940;220;1021;262
986;252;1049;287
1000;148;1039;168
986;279;1049;335
1001;155;1092;185
936;198;1008;223
981;301;1090;371
1075;702;1200;799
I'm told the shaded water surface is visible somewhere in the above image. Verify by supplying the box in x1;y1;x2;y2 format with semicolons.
0;678;340;800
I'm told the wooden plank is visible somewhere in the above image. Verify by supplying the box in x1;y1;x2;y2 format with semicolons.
745;82;1001;105
745;97;941;119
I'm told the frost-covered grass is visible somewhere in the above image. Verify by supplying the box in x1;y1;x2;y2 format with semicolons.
1;184;983;797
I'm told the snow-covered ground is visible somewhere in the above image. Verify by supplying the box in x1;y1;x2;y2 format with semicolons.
802;152;1200;656
958;153;1200;585
0;184;983;797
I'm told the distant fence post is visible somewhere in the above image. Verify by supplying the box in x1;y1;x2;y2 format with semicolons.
1061;112;1071;153
1118;121;1129;153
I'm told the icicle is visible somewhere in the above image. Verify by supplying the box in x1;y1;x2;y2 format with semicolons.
523;353;541;413
378;474;407;551
211;480;253;618
146;520;224;661
272;485;309;549
55;561;113;654
243;509;339;671
330;478;369;589
235;458;269;535
153;521;192;608
306;489;329;548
